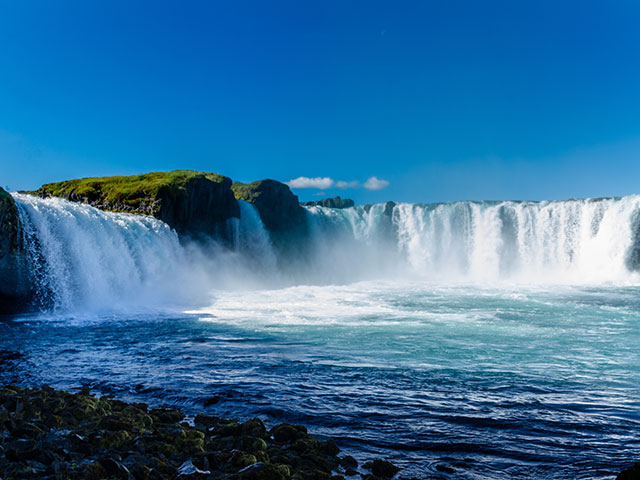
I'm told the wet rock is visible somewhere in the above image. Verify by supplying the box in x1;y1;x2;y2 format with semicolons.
4;438;39;461
618;461;640;480
435;464;455;474
0;384;391;480
340;455;358;469
363;459;400;478
194;413;220;428
233;450;259;468
177;458;211;476
271;423;308;443
319;439;340;456
99;456;132;479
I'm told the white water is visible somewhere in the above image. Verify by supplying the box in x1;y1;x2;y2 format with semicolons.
306;196;640;284
12;193;640;313
12;194;279;312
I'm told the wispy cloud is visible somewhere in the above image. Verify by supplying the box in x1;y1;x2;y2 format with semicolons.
287;175;390;191
336;180;360;189
363;176;390;191
287;176;335;189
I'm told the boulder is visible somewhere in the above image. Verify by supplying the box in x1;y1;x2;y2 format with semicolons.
302;196;355;209
34;170;240;242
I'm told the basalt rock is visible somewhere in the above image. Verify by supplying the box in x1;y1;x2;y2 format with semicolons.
232;179;307;235
0;384;400;480
0;187;31;315
302;197;355;209
618;461;640;480
33;170;240;243
232;179;309;256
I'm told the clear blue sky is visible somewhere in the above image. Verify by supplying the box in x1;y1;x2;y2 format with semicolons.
1;0;639;203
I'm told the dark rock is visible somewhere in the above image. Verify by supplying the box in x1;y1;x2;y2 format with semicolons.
150;407;185;424
319;439;340;456
302;196;355;209
0;384;362;480
363;459;400;478
99;456;132;479
618;461;640;480
232;179;310;261
4;438;39;461
233;179;307;234
271;423;308;443
0;186;31;315
194;413;220;428
340;455;358;469
435;464;455;474
177;458;211;476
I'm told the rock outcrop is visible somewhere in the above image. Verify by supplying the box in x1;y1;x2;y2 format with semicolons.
302;196;355;209
0;188;31;315
34;171;240;241
232;179;307;234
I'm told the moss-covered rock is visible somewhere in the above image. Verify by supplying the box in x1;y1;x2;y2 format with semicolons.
33;170;240;241
0;384;403;480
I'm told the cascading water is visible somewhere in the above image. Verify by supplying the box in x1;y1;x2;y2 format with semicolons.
12;192;640;314
12;194;282;312
305;195;640;283
14;193;192;312
234;200;278;271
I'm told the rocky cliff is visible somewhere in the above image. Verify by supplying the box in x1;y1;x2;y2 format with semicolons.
302;196;355;209
232;179;307;234
34;171;240;241
232;179;309;258
0;187;31;314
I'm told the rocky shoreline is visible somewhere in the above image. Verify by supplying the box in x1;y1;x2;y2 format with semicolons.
0;385;401;480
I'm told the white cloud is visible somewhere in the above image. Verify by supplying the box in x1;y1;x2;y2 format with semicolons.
287;176;335;189
363;176;390;191
336;180;360;189
287;175;389;191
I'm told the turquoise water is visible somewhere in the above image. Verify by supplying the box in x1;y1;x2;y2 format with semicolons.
2;281;639;479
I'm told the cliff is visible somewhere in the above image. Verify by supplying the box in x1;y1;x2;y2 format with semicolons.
302;196;355;209
232;179;307;234
0;188;31;314
34;171;240;240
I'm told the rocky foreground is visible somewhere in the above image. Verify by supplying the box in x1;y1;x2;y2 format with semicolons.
0;385;401;480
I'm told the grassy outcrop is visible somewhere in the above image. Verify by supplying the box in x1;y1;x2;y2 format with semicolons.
0;384;400;480
34;170;240;239
36;171;225;211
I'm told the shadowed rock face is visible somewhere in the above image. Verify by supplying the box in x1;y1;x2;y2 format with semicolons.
302;196;355;209
232;179;307;234
34;170;240;241
0;187;31;314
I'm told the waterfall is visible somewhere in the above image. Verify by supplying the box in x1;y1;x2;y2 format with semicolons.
14;193;193;312
11;192;640;314
235;200;278;271
305;196;640;283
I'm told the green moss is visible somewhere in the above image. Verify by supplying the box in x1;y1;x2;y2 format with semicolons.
36;170;227;212
232;180;268;203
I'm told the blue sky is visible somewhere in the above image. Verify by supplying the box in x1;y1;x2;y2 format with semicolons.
1;0;639;203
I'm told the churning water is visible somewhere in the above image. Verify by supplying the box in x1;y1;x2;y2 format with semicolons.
3;193;640;478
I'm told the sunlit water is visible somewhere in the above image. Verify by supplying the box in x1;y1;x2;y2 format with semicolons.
2;281;639;479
